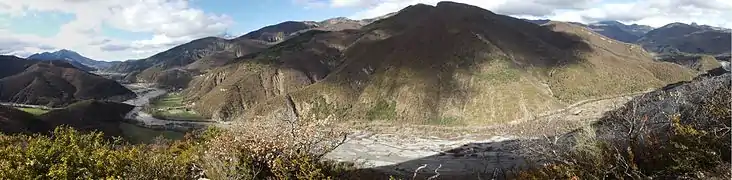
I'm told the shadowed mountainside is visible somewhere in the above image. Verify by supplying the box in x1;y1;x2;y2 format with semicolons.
0;56;136;107
184;2;693;124
0;100;135;138
0;105;49;134
0;55;35;78
39;100;135;138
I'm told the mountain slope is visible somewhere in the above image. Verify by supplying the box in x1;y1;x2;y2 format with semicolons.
106;17;381;89
657;55;722;73
0;56;136;107
185;2;693;124
638;23;731;55
106;37;269;88
184;29;363;119
235;17;378;43
0;100;135;137
29;49;114;70
0;56;35;79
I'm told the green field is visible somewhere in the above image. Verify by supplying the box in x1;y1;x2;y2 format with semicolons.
147;93;207;121
16;107;49;116
119;122;185;144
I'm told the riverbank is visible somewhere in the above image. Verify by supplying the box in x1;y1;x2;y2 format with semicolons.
121;83;224;132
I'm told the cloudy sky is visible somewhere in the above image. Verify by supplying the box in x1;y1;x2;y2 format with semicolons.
1;0;731;61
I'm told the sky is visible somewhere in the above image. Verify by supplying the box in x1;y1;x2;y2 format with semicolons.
0;0;731;61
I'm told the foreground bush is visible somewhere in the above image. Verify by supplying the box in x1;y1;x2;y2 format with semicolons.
520;75;731;179
0;127;203;179
0;118;352;179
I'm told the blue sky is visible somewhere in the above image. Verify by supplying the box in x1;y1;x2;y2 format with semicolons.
0;0;730;61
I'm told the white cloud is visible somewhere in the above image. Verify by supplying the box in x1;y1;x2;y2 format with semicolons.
0;0;233;61
3;0;731;61
323;0;732;29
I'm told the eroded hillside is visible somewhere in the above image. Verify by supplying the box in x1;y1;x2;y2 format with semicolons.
184;2;694;125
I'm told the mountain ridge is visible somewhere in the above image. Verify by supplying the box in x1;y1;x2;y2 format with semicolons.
638;22;731;56
28;49;116;70
106;16;384;88
183;2;693;125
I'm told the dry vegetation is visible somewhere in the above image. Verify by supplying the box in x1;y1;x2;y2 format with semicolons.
0;114;356;179
519;74;731;179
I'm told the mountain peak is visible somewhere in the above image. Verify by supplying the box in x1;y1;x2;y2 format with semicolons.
594;20;624;26
28;49;112;70
58;49;73;53
663;22;691;28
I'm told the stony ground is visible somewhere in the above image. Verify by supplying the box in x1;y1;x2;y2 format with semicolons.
325;93;639;179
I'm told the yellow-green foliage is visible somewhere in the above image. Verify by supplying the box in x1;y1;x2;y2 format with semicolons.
0;125;350;179
307;96;350;121
0;127;202;179
366;100;397;121
15;107;49;116
147;93;206;121
475;59;521;82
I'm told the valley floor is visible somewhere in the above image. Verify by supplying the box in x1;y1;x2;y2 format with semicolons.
121;83;226;132
118;82;644;177
324;94;637;178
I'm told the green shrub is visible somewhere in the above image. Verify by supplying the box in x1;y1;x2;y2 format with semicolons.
366;100;397;121
0;127;137;179
0;124;350;179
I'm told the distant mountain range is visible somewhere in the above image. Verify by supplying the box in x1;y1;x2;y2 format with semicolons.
586;20;654;43
28;49;116;70
639;23;731;56
525;20;731;56
105;16;391;88
48;15;727;90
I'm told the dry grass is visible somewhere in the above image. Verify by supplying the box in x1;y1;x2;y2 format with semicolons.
199;116;352;179
519;74;731;179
